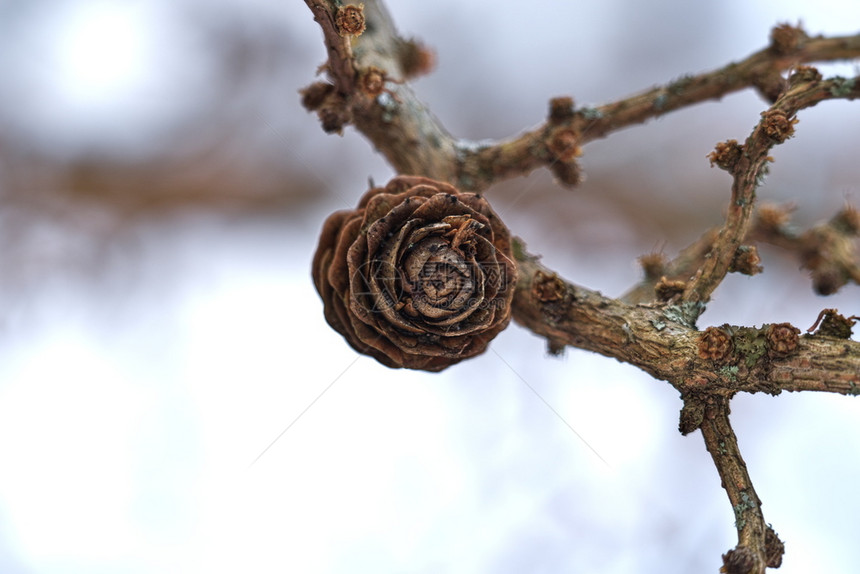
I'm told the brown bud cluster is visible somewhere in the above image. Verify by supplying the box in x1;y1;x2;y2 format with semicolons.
300;82;335;111
808;308;856;339
550;161;583;186
359;66;387;98
754;203;794;236
760;109;798;143
789;65;823;87
547;128;582;162
335;4;366;37
812;268;844;296
698;326;733;362
638;252;667;281
548;96;575;124
300;82;351;134
546;338;566;357
720;546;757;574
799;218;859;295
730;245;763;276
678;398;705;436
830;205;860;236
765;525;785;568
318;98;352;134
770;22;807;55
766;322;800;358
312;176;517;371
532;270;566;303
546;126;584;186
708;139;743;172
400;38;436;79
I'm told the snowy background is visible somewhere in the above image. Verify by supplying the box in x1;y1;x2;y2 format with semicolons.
0;1;859;572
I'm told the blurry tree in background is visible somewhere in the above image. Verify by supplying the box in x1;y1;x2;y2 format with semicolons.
1;1;856;296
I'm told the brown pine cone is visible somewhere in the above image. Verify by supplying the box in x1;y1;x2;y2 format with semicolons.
312;176;517;371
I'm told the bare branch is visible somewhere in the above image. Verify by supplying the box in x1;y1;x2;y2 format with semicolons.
752;203;860;295
681;73;860;304
303;0;461;180
623;202;860;303
511;239;860;396
699;396;780;574
303;6;860;191
303;6;860;570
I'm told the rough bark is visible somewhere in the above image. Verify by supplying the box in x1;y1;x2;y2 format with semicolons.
302;3;860;571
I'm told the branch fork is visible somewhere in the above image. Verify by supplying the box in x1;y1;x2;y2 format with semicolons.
303;3;860;570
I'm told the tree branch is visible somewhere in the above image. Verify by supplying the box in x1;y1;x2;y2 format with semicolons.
681;72;860;305
303;5;860;570
303;6;860;192
623;202;860;304
511;239;860;397
699;396;782;574
303;0;462;181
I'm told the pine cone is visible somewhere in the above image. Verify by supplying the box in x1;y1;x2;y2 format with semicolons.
312;176;517;371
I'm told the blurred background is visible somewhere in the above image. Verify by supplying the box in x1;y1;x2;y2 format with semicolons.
0;0;858;572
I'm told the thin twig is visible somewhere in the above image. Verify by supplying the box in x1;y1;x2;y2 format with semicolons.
303;5;860;192
623;202;860;304
698;395;775;574
303;6;860;570
510;240;860;396
681;73;860;304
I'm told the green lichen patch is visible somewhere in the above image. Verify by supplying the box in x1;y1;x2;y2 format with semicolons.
829;76;857;98
663;301;705;329
511;237;528;262
579;107;604;120
733;489;758;529
733;326;769;368
718;365;740;381
668;74;694;95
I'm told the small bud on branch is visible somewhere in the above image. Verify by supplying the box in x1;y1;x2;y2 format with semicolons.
336;4;366;37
